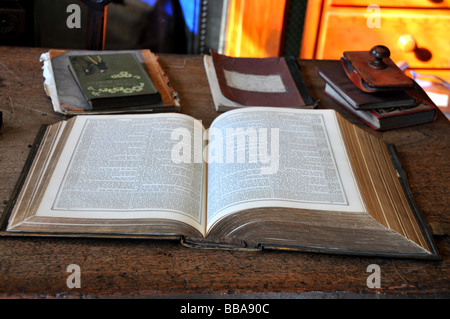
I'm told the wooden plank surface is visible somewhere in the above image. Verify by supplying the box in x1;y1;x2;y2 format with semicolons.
0;46;449;298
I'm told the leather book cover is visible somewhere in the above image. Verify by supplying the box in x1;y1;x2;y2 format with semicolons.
210;50;307;107
318;64;417;109
342;50;414;91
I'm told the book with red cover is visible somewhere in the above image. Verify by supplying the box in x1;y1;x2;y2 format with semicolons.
204;50;317;112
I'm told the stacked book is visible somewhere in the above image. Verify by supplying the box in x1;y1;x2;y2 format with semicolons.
318;63;437;130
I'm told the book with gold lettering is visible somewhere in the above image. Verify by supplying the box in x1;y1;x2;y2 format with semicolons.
67;53;162;110
40;49;180;115
0;107;439;259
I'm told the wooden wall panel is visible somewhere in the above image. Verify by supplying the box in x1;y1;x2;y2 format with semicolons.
224;0;287;57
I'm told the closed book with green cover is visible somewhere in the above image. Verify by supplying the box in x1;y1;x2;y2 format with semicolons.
68;53;162;110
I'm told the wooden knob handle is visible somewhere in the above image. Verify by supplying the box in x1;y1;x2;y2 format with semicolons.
397;34;417;52
369;45;390;69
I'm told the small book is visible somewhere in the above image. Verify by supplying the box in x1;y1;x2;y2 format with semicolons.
318;64;418;110
204;50;317;112
40;49;180;115
1;107;439;259
324;82;438;130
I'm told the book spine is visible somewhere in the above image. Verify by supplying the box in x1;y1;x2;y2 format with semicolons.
386;144;441;260
0;125;49;231
285;57;317;107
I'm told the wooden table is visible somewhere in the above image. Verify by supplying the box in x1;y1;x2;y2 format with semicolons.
0;46;449;299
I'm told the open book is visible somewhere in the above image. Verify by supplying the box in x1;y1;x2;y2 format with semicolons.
1;108;439;259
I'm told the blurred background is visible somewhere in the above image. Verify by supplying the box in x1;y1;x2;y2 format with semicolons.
0;0;306;56
1;0;449;115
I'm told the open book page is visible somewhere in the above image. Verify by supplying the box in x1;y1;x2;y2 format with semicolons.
205;108;366;233
7;121;69;228
34;113;206;236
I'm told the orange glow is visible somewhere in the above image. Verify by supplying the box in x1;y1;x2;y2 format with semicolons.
225;0;287;58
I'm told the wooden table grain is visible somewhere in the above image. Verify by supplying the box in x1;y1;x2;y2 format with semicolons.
0;46;449;298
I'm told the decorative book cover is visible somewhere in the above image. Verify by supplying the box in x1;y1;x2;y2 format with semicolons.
68;53;161;110
40;49;180;115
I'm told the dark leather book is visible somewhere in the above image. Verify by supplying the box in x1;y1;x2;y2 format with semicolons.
318;64;418;110
323;82;437;130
